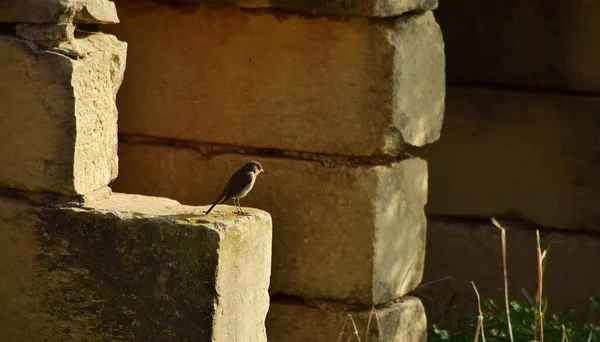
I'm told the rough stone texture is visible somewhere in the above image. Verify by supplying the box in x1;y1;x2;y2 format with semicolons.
112;143;428;305
422;218;600;323
107;3;445;155
437;0;600;92
0;33;127;195
0;0;119;24
416;86;600;232
16;23;75;42
0;186;113;208
267;296;427;342
0;192;272;341
182;0;437;17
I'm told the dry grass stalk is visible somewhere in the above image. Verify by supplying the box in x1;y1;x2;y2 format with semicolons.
521;287;534;306
338;314;350;342
491;217;515;342
536;230;547;342
413;276;453;303
339;314;362;342
418;276;453;289
364;306;381;342
561;325;568;342
346;315;360;342
471;281;486;342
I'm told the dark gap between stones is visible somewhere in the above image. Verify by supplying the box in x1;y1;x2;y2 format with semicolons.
74;23;99;37
0;23;17;36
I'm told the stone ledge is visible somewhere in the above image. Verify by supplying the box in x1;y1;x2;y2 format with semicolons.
16;23;75;44
0;0;119;24
0;186;112;208
108;4;445;156
267;296;427;342
0;192;272;341
113;144;428;305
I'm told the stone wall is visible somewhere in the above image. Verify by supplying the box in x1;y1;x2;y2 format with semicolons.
438;0;600;93
106;0;445;340
0;1;272;340
417;0;600;322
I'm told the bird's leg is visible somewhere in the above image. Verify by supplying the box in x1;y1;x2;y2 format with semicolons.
238;201;250;216
236;199;245;215
234;199;243;215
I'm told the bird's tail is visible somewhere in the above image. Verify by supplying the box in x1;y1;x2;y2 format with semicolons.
205;193;226;215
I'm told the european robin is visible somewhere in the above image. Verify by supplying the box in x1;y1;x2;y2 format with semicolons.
205;161;266;216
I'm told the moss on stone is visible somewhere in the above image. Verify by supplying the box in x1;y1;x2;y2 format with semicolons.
34;207;221;341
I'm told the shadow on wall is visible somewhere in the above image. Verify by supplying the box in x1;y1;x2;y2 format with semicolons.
419;217;600;322
413;0;600;324
437;0;600;93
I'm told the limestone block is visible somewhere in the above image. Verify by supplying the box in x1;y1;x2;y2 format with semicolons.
192;0;437;17
418;87;600;231
266;296;427;342
438;0;600;92
112;143;428;305
0;193;272;341
0;33;127;195
16;23;75;42
0;0;119;24
107;4;445;155
423;218;600;322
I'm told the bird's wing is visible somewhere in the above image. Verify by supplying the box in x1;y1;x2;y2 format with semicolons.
222;170;254;201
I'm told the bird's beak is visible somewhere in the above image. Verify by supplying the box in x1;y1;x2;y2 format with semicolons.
261;169;267;175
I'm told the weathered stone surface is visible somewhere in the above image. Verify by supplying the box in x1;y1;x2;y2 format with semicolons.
417;87;600;232
0;192;272;341
438;0;600;92
0;186;113;208
107;3;445;155
189;0;437;17
16;23;75;42
0;0;119;24
112;143;428;305
0;33;127;195
267;296;427;342
422;218;600;322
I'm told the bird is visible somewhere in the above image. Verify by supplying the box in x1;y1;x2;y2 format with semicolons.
205;161;266;216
